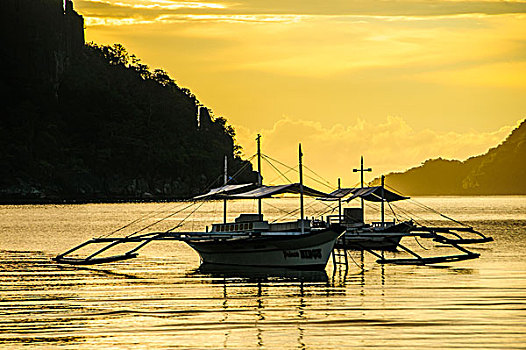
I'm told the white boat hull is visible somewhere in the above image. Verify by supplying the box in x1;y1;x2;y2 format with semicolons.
338;221;415;251
184;228;342;270
341;232;405;251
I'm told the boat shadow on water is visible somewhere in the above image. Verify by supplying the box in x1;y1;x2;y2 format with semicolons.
190;263;329;283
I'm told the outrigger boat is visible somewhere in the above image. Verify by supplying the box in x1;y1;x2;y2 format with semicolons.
54;138;345;270
324;184;415;252
322;158;494;266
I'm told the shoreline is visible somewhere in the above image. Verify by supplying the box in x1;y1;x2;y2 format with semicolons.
1;194;525;205
0;197;187;205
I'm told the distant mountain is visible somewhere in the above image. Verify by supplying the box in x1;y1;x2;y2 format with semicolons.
375;119;526;195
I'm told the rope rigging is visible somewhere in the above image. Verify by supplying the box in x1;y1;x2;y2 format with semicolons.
302;163;335;190
414;235;431;250
262;155;293;183
385;183;471;228
387;201;400;222
102;153;260;239
97;201;176;239
53;143;493;268
389;202;428;226
166;200;207;232
261;153;335;190
227;153;257;185
124;201;199;238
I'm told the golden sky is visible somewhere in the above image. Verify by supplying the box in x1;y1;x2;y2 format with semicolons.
75;0;526;187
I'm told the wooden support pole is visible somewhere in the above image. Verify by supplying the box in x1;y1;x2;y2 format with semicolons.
223;155;227;224
353;156;372;223
299;143;304;234
257;134;262;217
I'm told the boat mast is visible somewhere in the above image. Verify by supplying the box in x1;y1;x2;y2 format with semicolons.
223;155;227;224
257;134;262;217
381;175;385;227
353;156;372;222
338;178;342;221
299;143;304;234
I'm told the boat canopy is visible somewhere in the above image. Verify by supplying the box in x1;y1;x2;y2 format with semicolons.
225;183;333;199
193;183;256;200
319;186;409;202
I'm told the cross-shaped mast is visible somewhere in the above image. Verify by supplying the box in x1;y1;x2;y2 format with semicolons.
353;156;372;215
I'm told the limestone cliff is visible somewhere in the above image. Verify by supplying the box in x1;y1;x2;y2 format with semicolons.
0;0;84;97
0;1;256;202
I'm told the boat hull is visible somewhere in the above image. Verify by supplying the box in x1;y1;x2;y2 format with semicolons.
184;228;342;270
337;221;414;251
339;233;403;251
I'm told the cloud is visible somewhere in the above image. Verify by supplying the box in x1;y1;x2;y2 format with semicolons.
76;0;526;157
76;0;526;27
234;116;518;187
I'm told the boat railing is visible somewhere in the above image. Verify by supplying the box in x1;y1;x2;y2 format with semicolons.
310;219;327;229
326;214;343;226
326;214;366;228
371;220;396;228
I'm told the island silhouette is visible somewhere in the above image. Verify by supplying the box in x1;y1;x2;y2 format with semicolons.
373;119;526;195
1;0;523;202
0;0;256;202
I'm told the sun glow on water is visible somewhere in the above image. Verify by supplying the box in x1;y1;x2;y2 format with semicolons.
0;197;525;348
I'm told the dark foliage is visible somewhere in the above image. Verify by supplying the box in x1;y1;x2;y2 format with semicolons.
0;43;257;202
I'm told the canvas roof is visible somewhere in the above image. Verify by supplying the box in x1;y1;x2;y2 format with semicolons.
226;183;333;199
193;183;256;199
320;186;409;202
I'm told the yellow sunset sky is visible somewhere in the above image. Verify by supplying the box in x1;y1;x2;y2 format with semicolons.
75;0;526;187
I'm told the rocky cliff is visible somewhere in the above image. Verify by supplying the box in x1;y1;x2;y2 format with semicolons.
0;1;256;202
0;0;84;97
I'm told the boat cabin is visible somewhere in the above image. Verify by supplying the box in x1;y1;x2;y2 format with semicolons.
325;207;397;229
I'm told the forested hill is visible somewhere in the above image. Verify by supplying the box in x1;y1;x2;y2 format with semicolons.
376;119;526;195
0;0;256;202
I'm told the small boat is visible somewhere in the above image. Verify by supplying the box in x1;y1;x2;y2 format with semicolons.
182;218;343;269
319;157;493;265
323;185;414;252
54;138;345;270
178;140;344;269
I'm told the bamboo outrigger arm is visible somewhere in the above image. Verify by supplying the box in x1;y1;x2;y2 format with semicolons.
411;226;494;245
346;232;481;265
53;232;179;265
53;230;261;265
376;251;480;265
363;241;480;265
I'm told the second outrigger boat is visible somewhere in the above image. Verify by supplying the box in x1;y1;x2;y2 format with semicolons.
54;138;345;270
324;184;415;252
321;157;493;266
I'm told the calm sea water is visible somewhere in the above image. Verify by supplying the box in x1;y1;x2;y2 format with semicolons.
1;196;525;349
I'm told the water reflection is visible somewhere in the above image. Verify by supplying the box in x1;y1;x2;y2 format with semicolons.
1;200;525;349
192;263;329;283
0;251;90;347
190;263;357;349
56;265;142;279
